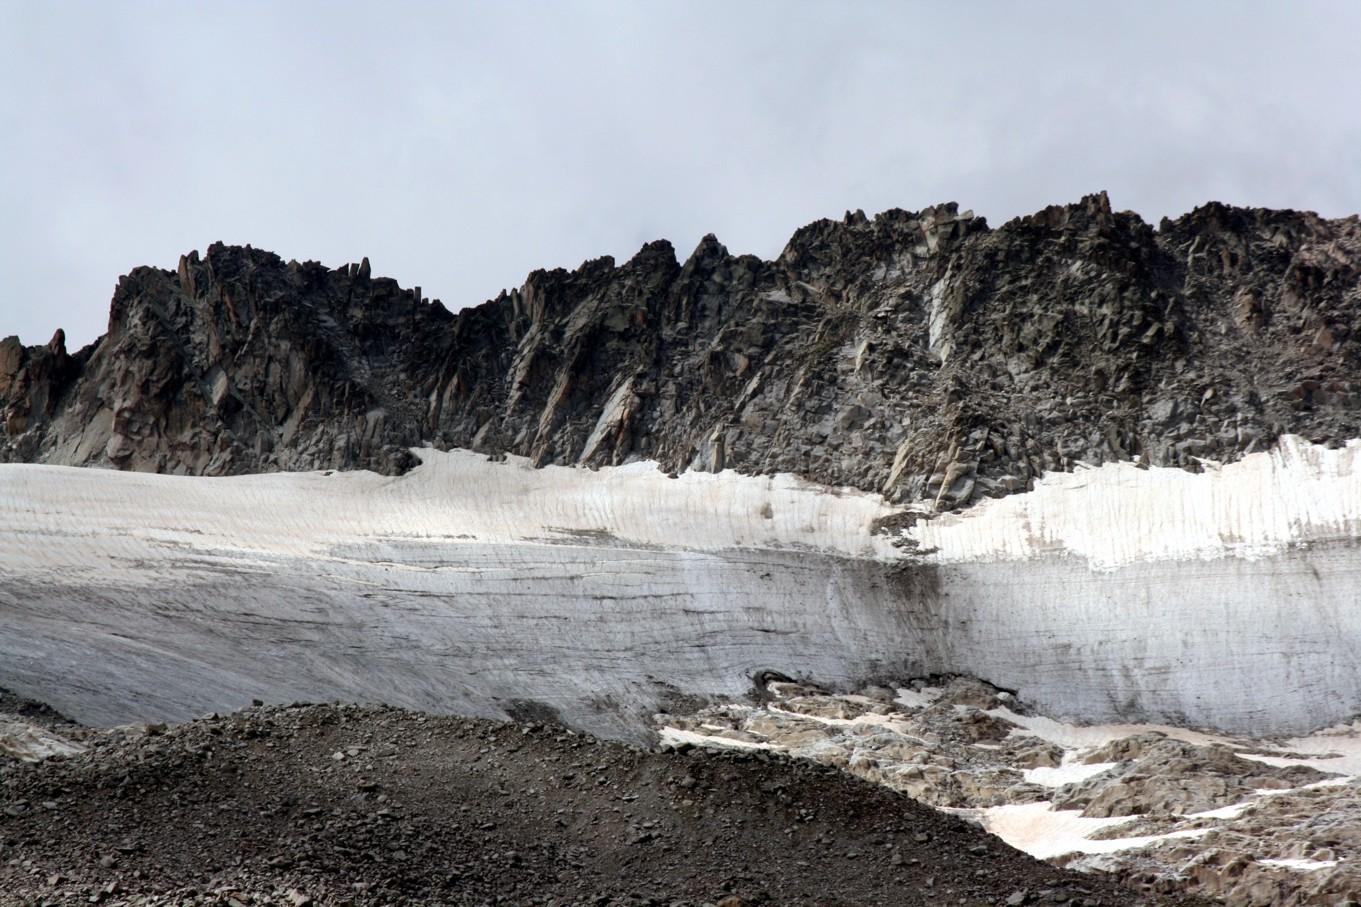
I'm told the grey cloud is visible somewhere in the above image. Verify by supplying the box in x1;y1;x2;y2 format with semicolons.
3;0;1359;348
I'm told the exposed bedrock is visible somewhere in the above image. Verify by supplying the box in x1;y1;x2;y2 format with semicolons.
2;194;1359;508
1;440;1358;740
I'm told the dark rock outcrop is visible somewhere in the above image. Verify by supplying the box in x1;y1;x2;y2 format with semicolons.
3;193;1358;506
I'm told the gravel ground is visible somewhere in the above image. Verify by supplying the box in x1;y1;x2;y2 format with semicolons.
0;703;1210;906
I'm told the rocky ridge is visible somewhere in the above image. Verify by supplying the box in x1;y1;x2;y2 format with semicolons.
3;193;1359;506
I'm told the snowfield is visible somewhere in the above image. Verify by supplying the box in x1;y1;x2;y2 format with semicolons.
913;436;1361;569
1;437;1359;738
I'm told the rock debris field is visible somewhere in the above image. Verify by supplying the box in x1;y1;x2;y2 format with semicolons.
662;678;1361;906
0;698;1203;907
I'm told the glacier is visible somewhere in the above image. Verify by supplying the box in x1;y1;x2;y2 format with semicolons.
1;437;1359;740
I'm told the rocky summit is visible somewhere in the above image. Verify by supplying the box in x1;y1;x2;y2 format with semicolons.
1;192;1358;507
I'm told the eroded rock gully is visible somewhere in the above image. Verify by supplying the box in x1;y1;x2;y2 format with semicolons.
3;193;1358;507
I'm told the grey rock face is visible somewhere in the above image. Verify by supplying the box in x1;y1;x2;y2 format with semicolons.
2;193;1358;504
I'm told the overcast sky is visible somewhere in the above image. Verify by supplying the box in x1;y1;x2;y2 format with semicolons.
3;1;1360;349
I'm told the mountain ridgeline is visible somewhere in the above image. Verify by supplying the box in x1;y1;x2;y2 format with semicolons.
2;193;1358;507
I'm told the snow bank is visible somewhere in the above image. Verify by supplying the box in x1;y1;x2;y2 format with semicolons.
976;802;1210;860
0;449;899;585
1;437;1359;738
911;436;1361;570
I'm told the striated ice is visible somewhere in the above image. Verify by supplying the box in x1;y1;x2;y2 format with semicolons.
1;437;1360;739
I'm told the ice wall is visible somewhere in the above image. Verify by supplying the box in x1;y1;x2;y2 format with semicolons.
1;439;1358;739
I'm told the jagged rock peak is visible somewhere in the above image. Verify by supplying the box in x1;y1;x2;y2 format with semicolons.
2;195;1358;508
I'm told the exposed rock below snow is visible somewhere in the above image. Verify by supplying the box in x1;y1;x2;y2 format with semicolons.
3;195;1359;506
1050;736;1330;817
657;678;1361;907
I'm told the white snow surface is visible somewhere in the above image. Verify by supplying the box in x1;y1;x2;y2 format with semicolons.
2;437;1361;738
1022;758;1119;788
1235;721;1361;776
655;726;775;751
975;802;1210;860
910;436;1361;570
0;449;911;737
1257;858;1340;872
0;448;902;577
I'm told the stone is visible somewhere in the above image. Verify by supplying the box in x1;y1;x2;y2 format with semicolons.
0;199;1354;514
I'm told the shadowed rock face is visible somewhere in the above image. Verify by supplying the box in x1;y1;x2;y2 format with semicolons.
2;193;1359;505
